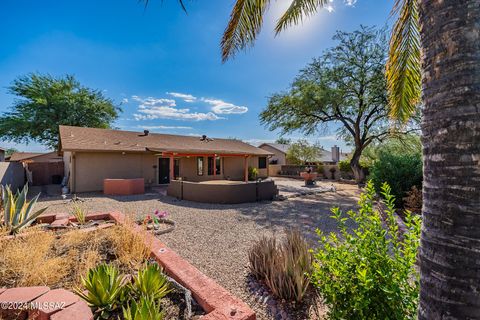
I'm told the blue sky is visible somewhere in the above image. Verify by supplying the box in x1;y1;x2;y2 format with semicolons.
0;0;393;152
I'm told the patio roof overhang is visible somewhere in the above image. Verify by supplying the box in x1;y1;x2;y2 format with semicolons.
146;147;273;157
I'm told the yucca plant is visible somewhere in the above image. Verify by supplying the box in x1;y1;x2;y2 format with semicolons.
123;296;164;320
75;263;128;319
1;184;48;235
248;235;277;281
72;201;87;224
130;263;171;300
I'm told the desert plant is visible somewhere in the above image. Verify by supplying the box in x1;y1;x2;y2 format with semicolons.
131;263;170;301
0;184;48;234
248;229;311;302
248;167;258;181
403;185;422;215
248;236;278;281
72;201;87;224
75;263;128;319
123;297;164;320
311;181;421;319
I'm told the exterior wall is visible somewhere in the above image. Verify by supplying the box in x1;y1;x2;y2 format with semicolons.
70;152;271;193
268;164;282;177
0;162;25;190
167;179;278;204
259;145;286;165
73;152;156;192
0;150;5;162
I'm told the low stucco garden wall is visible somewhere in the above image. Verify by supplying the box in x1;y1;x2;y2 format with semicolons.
167;180;278;204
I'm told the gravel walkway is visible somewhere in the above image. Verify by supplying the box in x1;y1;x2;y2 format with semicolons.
38;180;360;320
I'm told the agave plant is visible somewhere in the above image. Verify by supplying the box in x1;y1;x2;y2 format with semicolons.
123;296;164;320
131;263;171;300
75;263;127;319
1;184;48;235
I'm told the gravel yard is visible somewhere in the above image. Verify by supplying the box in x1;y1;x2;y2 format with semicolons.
38;180;360;320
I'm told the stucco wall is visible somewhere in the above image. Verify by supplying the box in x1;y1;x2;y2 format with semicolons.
70;152;270;192
259;145;286;165
0;162;25;190
73;152;156;192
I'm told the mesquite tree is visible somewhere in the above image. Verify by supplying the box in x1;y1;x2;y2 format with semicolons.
260;27;408;182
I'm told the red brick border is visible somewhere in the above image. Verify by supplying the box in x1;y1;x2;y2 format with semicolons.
108;211;256;320
2;211;256;319
0;287;93;320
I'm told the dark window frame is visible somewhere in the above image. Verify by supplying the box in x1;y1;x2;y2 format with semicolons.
258;157;267;169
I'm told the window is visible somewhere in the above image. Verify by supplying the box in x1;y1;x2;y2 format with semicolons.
197;157;204;176
259;157;267;169
208;156;221;175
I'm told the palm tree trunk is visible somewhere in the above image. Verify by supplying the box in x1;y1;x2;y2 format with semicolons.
418;1;480;318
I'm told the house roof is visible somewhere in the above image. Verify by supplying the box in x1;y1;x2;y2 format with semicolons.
59;125;273;156
9;152;46;162
258;143;290;154
259;142;349;163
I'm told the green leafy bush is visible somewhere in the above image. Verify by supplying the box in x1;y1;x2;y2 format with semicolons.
1;184;48;234
249;229;311;302
369;152;422;206
311;182;421;319
338;159;351;173
248;167;258;180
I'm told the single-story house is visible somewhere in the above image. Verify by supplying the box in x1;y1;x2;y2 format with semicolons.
258;143;349;165
59;125;273;193
8;152;64;186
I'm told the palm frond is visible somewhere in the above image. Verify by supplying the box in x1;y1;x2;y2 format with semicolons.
275;0;329;34
221;0;271;62
140;0;187;13
386;0;421;122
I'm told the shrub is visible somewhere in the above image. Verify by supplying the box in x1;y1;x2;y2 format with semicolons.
311;182;421;319
0;184;48;234
248;167;258;180
248;229;312;302
403;185;422;215
369;152;422;207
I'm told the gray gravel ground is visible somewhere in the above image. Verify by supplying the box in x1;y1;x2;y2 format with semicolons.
38;180;360;320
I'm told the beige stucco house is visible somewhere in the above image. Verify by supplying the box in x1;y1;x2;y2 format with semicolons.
59;126;272;193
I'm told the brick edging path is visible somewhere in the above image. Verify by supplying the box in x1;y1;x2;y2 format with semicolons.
108;211;256;320
0;286;93;320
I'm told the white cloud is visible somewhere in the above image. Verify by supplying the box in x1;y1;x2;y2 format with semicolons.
121;98;129;103
132;95;176;107
132;95;222;121
139;125;193;130
166;92;197;102
202;98;248;114
325;4;334;12
344;0;357;6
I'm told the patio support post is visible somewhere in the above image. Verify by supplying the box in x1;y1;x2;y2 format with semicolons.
169;154;174;182
213;154;216;177
244;156;249;182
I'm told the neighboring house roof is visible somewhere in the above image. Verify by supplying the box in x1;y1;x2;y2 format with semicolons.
259;142;348;163
258;143;290;154
9;152;46;162
59;125;273;156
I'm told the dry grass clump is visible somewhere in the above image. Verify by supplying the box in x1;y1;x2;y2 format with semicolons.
249;229;312;303
0;231;69;287
105;221;151;270
0;220;152;290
